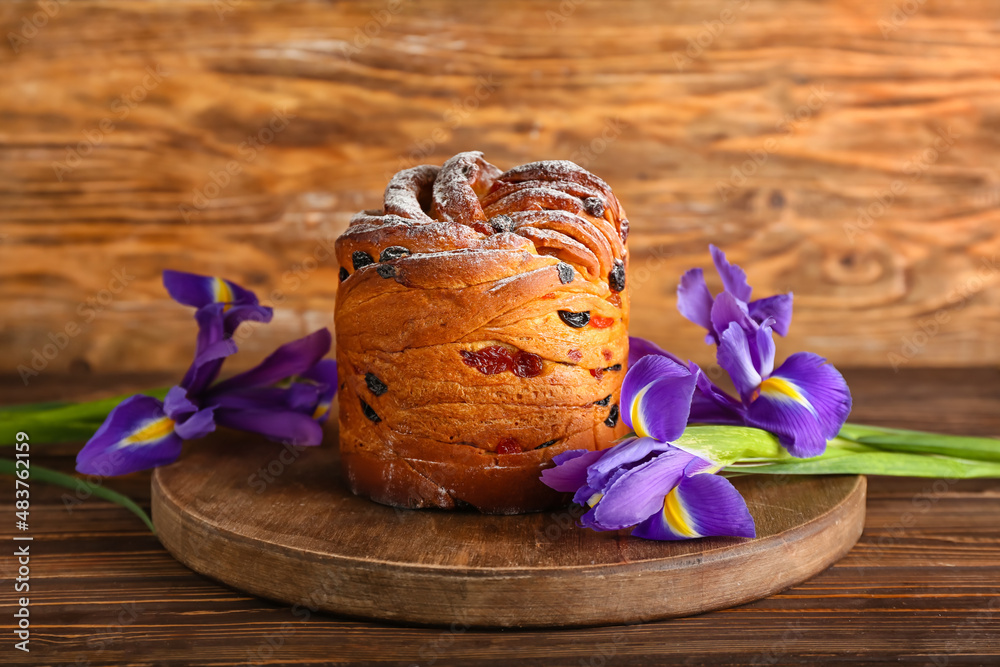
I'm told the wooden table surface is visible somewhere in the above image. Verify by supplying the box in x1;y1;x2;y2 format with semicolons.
1;367;998;666
2;0;999;377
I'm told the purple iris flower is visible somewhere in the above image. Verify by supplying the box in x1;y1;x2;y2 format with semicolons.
678;245;793;344
633;246;852;458
76;271;338;477
541;355;756;541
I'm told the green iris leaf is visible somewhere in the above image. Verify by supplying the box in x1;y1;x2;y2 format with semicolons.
0;388;170;444
674;425;791;467
837;423;1000;463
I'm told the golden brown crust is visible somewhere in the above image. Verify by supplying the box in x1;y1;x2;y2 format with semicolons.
334;151;631;513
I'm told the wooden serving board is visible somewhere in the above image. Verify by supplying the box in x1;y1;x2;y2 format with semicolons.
151;426;866;628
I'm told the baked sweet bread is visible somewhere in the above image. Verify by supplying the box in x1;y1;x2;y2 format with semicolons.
334;152;631;513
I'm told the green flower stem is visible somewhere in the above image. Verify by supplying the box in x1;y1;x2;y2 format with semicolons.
0;458;155;532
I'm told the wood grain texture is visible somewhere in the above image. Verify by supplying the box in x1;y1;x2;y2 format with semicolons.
0;368;998;665
151;429;865;628
1;1;999;380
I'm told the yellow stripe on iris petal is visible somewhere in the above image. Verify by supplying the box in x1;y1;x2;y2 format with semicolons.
662;487;700;538
213;277;235;312
586;492;603;508
757;376;805;404
312;402;330;420
629;384;653;438
121;416;176;446
755;376;820;418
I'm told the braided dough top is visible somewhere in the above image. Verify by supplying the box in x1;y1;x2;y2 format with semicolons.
334;152;630;461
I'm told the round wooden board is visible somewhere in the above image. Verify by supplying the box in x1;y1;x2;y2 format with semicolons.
151;427;866;628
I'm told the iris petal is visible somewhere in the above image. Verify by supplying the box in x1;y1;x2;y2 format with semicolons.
222;303;274;337
540;448;607;493
174;407;217;440
717;322;762;400
76;395;183;476
771;352;852;440
209;329;333;395
709;291;755;344
163;270;260;309
214;408;324;447
749;293;793;336
744;386;827;458
299;358;339;424
632;473;755;540
163;386;198;420
592;448;694;530
689;366;746;425
620;355;695;441
710;245;752;303
677;267;715;337
585;436;674;491
755;320;776;378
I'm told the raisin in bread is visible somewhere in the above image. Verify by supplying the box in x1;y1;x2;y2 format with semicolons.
335;151;630;513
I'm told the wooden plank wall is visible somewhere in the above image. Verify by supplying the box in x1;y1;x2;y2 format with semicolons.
1;0;998;383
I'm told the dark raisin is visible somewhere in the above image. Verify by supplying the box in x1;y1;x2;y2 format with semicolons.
594;394;612;406
604;404;620;428
489;214;515;234
352;251;375;270
339;267;349;282
512;350;543;378
605;364;622;372
365;373;388;396
536;439;558;449
360;398;381;423
376;264;397;279
582;196;605;218
380;246;411;262
558;310;591;328
557;262;574;284
619;218;630;243
608;259;625;293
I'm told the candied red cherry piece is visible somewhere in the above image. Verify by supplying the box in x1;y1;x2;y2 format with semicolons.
512;351;543;378
497;437;522;455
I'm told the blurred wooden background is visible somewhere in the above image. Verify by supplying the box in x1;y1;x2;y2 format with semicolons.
1;0;998;384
